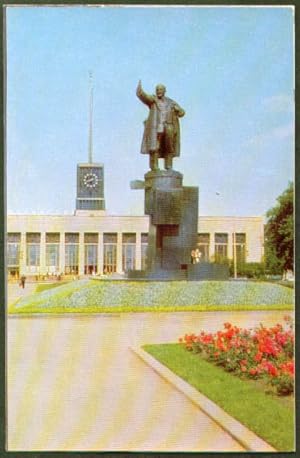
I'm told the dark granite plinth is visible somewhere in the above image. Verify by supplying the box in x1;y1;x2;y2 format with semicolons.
187;262;229;280
127;269;187;280
144;170;183;216
129;163;233;281
143;169;199;274
127;262;229;281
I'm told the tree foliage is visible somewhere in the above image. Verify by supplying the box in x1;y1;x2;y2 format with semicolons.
265;182;294;273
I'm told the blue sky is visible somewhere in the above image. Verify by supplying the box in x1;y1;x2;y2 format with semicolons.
6;5;294;217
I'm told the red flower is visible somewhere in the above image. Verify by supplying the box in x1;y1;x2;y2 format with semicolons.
268;364;278;377
249;368;258;376
254;351;263;362
280;360;294;376
224;322;232;329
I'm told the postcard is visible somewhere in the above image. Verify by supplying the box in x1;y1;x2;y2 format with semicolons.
5;4;295;453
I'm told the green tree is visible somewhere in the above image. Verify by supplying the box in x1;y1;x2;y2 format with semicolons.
265;182;294;274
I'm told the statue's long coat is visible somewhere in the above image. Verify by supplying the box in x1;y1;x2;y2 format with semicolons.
136;87;185;157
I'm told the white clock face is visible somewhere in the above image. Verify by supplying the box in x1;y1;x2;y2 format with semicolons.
83;172;99;189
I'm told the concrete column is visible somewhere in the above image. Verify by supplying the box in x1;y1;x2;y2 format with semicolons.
228;232;233;261
79;232;85;276
59;232;65;275
208;232;214;261
136;232;141;270
117;232;123;273
19;232;26;275
98;232;103;275
40;232;46;275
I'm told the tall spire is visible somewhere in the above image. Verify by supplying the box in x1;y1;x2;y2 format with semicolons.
88;71;94;163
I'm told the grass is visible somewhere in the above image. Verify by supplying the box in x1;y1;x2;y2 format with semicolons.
35;281;70;293
143;343;294;451
8;279;294;314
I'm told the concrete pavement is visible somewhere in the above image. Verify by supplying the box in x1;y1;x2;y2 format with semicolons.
7;281;37;306
7;310;291;451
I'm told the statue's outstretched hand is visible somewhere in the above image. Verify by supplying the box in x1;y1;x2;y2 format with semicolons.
173;103;185;117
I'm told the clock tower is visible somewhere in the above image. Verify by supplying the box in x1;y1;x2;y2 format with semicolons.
76;163;105;212
75;73;106;215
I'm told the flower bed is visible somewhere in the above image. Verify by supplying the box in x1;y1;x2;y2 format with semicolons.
9;279;294;314
179;316;294;395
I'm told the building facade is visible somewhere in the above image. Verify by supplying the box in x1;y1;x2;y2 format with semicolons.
7;213;264;279
6;155;264;279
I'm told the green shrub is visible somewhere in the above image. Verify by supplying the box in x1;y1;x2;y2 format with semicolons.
229;262;266;279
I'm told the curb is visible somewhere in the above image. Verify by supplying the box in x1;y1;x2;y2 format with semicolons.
130;346;276;452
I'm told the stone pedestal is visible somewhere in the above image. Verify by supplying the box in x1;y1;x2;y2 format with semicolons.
129;168;229;281
144;170;198;274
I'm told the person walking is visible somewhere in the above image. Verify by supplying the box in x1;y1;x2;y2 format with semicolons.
20;275;26;289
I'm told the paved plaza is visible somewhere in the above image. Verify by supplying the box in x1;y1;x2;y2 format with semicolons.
7;300;291;452
7;281;37;306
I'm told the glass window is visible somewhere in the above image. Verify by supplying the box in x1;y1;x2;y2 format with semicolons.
26;233;40;271
122;233;136;244
7;234;21;278
7;243;20;267
84;244;98;274
215;233;228;244
26;233;41;243
46;233;60;273
8;233;21;243
197;233;210;261
84;233;98;243
104;233;117;244
103;244;117;274
214;233;228;263
103;233;117;274
64;234;79;275
46;233;60;243
233;233;246;265
65;233;79;243
65;245;79;274
77;199;104;210
46;245;60;271
122;245;136;271
141;233;148;244
26;244;40;267
122;233;136;271
141;233;148;270
235;233;246;244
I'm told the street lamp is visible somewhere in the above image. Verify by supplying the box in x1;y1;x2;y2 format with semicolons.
233;229;237;279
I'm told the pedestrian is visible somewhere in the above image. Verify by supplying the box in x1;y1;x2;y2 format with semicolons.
20;275;26;289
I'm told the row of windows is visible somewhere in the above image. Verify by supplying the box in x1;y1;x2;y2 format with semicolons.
7;232;246;273
7;242;148;274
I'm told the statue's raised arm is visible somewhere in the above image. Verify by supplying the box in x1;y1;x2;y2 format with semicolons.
136;81;185;171
136;80;155;107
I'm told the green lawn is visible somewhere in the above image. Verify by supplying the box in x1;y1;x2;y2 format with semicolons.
143;343;294;451
35;281;70;293
8;279;294;314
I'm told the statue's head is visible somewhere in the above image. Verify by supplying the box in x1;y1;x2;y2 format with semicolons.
156;84;166;98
